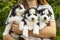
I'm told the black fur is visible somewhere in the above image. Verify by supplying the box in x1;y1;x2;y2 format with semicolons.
37;8;52;17
48;10;52;16
37;22;40;26
37;9;45;14
10;4;23;17
22;19;27;25
46;21;50;26
24;7;37;17
19;37;25;40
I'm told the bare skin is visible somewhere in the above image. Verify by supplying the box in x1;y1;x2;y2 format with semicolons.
3;34;16;40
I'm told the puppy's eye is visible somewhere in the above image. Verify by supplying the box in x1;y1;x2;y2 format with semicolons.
28;14;31;16
19;7;22;9
41;13;44;15
34;14;37;16
47;14;49;17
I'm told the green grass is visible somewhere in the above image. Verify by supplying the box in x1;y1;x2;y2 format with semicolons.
56;27;60;40
0;26;60;40
0;26;5;40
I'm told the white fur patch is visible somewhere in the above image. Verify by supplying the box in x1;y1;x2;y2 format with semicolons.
23;25;28;37
33;25;39;34
29;9;36;14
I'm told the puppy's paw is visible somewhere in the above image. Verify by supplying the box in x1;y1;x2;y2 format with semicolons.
40;25;45;30
19;22;24;30
40;24;46;30
33;25;39;35
33;30;39;35
23;26;28;37
23;30;28;37
28;26;33;30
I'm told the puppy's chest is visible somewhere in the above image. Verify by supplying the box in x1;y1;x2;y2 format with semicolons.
27;21;38;26
19;16;23;20
40;21;50;26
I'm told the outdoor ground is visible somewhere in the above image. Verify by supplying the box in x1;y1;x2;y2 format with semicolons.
0;26;60;40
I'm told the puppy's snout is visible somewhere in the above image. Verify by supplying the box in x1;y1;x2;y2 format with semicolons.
32;18;34;20
44;17;46;20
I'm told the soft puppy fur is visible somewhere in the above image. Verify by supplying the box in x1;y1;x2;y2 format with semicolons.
3;4;25;36
23;7;40;37
37;8;52;30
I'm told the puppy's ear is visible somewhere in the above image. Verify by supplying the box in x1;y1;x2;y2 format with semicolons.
24;9;29;15
23;10;28;19
35;8;38;13
48;10;52;16
10;5;17;17
10;4;19;17
37;9;45;14
12;4;21;9
12;4;17;9
10;9;16;17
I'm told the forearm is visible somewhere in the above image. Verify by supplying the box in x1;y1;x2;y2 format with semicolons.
12;21;56;38
40;26;56;38
29;21;56;38
28;26;56;38
13;27;56;38
39;21;56;38
3;34;16;40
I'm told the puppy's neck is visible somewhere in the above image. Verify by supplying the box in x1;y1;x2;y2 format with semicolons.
16;13;21;16
40;20;49;23
25;19;38;24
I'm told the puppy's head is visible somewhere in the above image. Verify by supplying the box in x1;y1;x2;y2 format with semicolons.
37;8;52;23
10;4;25;17
24;8;38;22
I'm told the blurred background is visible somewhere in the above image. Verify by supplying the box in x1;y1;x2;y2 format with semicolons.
0;0;60;40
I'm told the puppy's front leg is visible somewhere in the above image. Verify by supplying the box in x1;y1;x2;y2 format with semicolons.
19;22;24;30
28;25;33;30
40;23;46;30
3;23;12;35
23;25;28;37
33;25;39;35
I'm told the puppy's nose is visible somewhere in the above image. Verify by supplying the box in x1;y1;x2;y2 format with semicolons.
32;18;34;20
44;17;46;20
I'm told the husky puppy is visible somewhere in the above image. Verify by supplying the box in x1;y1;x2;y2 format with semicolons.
3;4;26;36
37;8;52;30
23;8;40;37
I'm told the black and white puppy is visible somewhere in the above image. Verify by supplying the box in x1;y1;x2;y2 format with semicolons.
23;8;40;37
3;4;26;36
37;8;52;30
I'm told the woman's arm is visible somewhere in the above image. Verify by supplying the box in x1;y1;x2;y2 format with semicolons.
3;20;56;40
28;21;56;38
3;34;16;40
11;21;56;38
